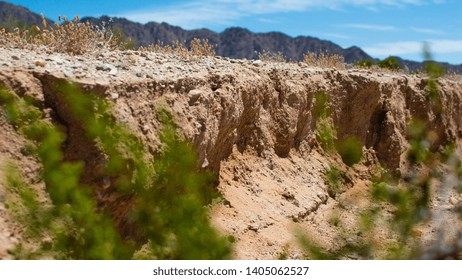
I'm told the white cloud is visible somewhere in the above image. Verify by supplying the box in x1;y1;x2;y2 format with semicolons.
321;33;353;39
121;3;241;28
410;27;446;35
257;18;280;24
364;40;462;57
342;23;396;31
118;0;431;28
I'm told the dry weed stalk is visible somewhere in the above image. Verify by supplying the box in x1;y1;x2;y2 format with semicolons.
304;51;346;69
0;27;29;48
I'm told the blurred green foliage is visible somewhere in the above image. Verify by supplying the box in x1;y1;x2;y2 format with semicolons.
335;136;363;167
314;91;362;166
301;46;462;260
0;83;230;259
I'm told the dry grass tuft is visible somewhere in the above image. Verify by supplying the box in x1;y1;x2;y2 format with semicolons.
257;50;286;63
1;15;216;58
189;38;215;57
140;38;215;58
303;51;346;69
0;15;117;55
32;15;118;55
0;27;28;48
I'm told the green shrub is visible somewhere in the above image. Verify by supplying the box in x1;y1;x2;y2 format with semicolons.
314;91;336;151
377;56;402;70
325;166;345;198
354;59;374;68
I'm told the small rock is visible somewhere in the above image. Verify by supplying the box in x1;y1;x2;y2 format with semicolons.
141;125;150;134
63;70;74;78
45;56;65;65
201;157;209;168
292;253;301;259
34;60;46;67
11;55;20;60
9;236;18;244
248;224;260;232
96;63;116;73
253;60;264;67
188;90;203;104
110;93;119;99
449;196;459;205
69;64;81;69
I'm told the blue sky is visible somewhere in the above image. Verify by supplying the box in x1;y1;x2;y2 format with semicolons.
5;0;462;64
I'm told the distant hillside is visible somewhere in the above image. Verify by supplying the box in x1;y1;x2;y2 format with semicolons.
1;0;461;73
0;1;52;29
81;16;372;63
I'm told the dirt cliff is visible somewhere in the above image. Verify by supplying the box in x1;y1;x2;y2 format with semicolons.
1;47;462;259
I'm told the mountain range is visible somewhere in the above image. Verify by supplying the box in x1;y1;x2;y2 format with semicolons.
1;1;461;73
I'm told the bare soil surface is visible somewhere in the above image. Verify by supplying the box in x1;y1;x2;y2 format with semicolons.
1;47;462;259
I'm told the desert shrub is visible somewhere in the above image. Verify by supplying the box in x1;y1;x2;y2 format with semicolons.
189;38;216;57
377;56;402;70
325;166;346;198
355;57;405;72
0;15;122;54
304;51;346;69
31;15;118;54
111;25;138;50
140;38;215;58
354;59;374;68
0;83;230;259
257;50;286;63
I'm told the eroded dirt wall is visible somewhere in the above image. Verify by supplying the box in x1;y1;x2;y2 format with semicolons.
1;48;462;258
